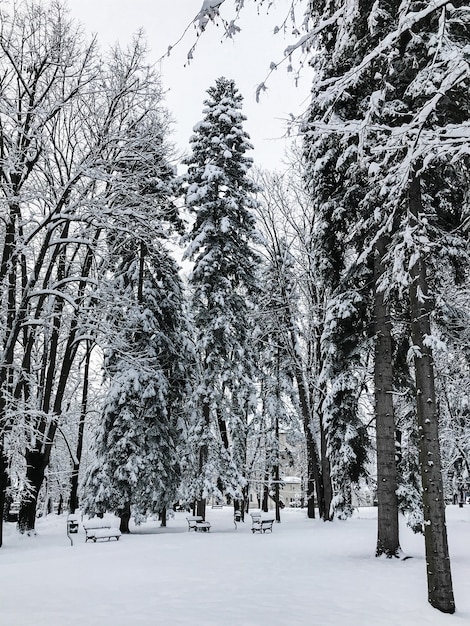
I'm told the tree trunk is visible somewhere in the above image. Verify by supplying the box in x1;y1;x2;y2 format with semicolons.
196;401;210;520
69;341;92;513
305;427;317;519
0;444;8;547
273;419;281;523
119;501;131;533
374;235;400;557
295;369;324;519
18;450;47;533
409;174;455;613
242;484;249;518
262;471;269;512
319;413;333;520
316;330;333;520
196;497;207;519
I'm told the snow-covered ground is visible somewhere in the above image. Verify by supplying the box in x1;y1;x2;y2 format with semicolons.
1;506;469;626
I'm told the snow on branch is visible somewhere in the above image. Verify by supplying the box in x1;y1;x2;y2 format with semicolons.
317;0;452;96
26;289;80;310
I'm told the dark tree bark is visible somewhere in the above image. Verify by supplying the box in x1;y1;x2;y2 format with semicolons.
57;494;63;516
16;235;97;530
304;436;316;518
319;409;333;520
0;443;8;547
119;502;131;534
274;415;281;523
196;401;210;520
69;341;92;513
241;484;249;518
295;371;323;519
262;470;269;512
409;175;455;613
374;235;400;557
18;450;48;533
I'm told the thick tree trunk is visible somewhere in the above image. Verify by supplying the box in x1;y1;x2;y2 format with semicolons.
319;414;333;520
196;497;207;519
18;450;47;533
409;175;455;613
262;471;269;512
374;236;400;557
196;401;210;520
119;501;131;533
69;462;81;514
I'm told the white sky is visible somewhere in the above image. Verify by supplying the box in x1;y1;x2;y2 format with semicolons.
66;0;313;170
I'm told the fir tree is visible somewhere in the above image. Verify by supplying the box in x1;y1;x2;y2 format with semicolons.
81;105;191;531
182;77;261;519
301;0;470;611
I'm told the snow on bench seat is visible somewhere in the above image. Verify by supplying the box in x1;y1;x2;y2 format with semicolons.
83;518;121;542
250;513;274;533
186;516;211;532
88;528;121;542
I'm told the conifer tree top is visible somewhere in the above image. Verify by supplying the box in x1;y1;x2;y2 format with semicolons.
185;76;254;179
183;76;260;268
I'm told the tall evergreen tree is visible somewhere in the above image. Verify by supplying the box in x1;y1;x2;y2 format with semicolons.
301;0;470;612
81;94;191;531
182;77;261;519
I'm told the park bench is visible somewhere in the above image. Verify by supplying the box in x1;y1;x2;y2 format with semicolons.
186;515;211;532
250;512;274;533
83;518;122;542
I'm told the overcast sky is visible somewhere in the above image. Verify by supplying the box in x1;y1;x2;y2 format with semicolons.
66;0;312;170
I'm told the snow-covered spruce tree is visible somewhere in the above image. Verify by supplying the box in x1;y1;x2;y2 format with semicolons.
182;77;261;520
302;0;397;542
300;0;470;612
81;72;191;532
82;249;190;531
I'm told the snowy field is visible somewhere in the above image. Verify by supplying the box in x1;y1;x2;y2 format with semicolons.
1;506;469;626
